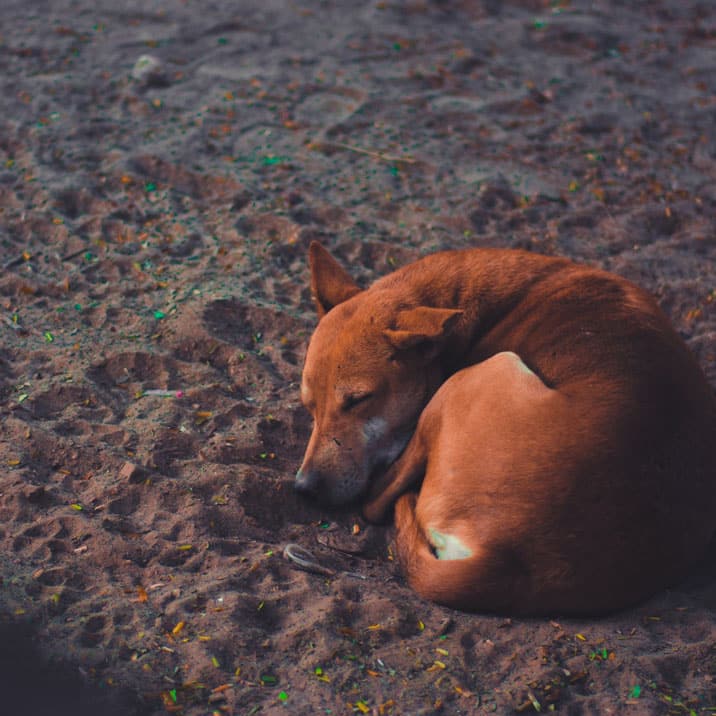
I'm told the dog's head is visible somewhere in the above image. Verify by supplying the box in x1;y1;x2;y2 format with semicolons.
295;242;462;506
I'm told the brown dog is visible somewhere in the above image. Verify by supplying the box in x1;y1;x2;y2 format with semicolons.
296;241;716;615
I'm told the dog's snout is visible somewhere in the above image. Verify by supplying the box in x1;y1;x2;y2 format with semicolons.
294;467;321;497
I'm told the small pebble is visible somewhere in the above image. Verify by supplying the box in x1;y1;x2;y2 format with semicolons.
130;55;169;87
119;461;147;483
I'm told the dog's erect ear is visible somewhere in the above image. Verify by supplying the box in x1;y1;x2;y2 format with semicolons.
384;307;463;351
309;241;361;318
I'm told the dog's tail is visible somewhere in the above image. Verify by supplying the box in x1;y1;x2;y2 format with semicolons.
394;493;527;613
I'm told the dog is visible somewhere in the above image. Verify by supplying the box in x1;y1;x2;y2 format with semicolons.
295;241;716;615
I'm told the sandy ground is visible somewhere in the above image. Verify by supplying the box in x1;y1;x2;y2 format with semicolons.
1;0;715;713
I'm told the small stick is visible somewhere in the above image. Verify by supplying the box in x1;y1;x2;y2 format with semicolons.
283;543;366;580
312;140;416;164
3;315;22;330
283;544;335;577
141;389;184;398
334;142;416;164
62;247;90;262
2;255;25;270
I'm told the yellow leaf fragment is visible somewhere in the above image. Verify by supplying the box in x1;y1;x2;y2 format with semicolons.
427;660;447;672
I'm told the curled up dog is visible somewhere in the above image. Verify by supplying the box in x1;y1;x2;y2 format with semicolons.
295;241;716;616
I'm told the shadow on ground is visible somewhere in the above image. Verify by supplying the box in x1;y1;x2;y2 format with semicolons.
0;619;148;716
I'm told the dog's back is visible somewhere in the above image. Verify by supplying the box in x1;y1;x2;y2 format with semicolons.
389;252;716;613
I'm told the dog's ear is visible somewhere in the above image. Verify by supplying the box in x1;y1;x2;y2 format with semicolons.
309;241;361;318
384;307;463;351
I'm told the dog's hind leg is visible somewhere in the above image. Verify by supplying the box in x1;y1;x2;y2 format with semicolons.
363;428;428;524
393;492;528;613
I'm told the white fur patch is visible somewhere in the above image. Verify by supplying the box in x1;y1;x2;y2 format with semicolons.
362;417;388;445
428;528;473;560
503;351;536;376
362;418;410;474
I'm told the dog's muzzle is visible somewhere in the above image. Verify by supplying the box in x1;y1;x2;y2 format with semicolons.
294;467;320;497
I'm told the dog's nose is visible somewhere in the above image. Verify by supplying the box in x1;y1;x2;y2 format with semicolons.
294;468;320;497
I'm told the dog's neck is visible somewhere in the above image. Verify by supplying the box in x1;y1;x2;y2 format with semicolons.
378;249;570;372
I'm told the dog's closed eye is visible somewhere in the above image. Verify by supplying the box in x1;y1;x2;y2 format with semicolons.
342;392;373;411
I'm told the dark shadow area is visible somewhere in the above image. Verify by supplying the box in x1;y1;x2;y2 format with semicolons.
681;531;716;594
0;619;152;716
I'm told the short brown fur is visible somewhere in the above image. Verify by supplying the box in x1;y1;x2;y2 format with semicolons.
297;242;716;615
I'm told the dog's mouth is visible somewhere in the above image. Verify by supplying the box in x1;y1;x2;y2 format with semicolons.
312;448;406;510
367;454;398;483
296;424;417;508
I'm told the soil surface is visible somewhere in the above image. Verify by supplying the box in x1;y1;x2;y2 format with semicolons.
1;0;715;714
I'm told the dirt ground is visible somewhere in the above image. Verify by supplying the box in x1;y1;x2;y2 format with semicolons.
1;0;715;713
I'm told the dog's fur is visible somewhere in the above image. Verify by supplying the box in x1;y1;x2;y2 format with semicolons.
296;242;716;615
